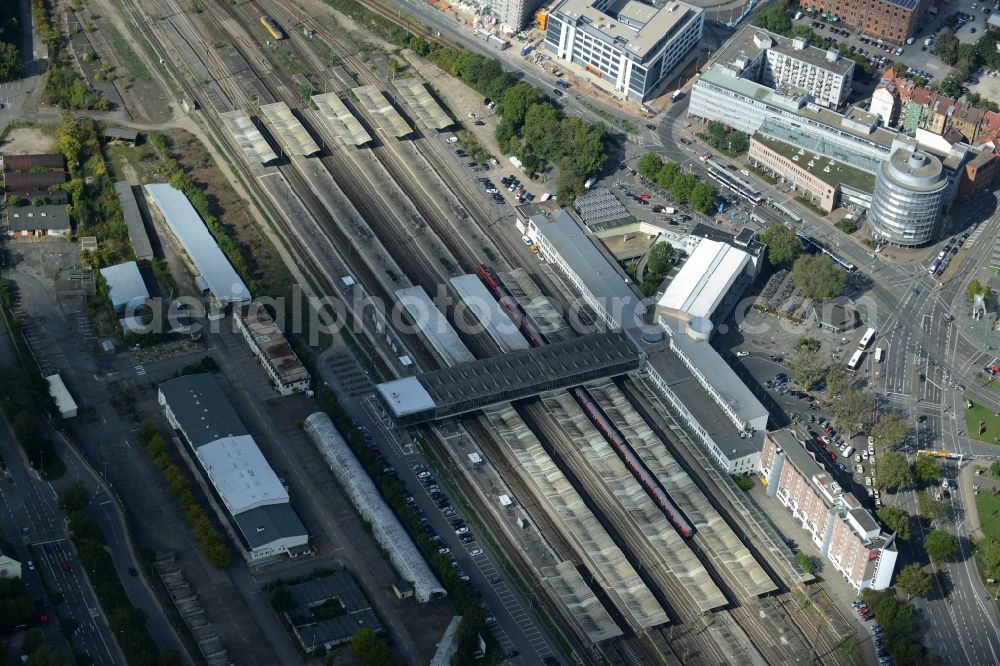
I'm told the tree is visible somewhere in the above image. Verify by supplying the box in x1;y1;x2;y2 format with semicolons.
924;529;958;563
967;278;990;302
870;413;908;448
646;242;676;278
637;152;664;180
137;421;158;444
873;452;911;491
790;346;827;390
752;0;793;36
58;481;91;513
157;649;182;666
499;82;540;129
12;410;37;444
826;366;848;397
933;29;960;65
796;336;820;352
759;223;802;265
269;587;293;612
0;42;22;82
22;628;45;656
791;253;847;300
912;455;941;485
794;552;816;573
877;505;911;540
976;536;1000;580
350;628;395;665
896;563;932;599
690;180;717;213
833;387;871;434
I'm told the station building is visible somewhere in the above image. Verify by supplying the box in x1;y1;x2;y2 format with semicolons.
543;0;704;102
759;430;898;592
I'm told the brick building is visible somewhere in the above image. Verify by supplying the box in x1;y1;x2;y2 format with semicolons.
801;0;929;44
759;430;898;592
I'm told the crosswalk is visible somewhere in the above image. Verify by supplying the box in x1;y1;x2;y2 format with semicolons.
134;365;146;376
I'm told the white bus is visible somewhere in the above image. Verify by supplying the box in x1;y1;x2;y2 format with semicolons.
858;327;877;350
874;347;884;363
847;349;865;373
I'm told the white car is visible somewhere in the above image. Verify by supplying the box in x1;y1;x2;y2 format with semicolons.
27;560;34;571
446;136;458;143
856;464;864;473
470;548;484;557
455;527;470;535
521;235;534;246
417;471;431;479
736;350;750;357
438;547;451;554
468;112;477;119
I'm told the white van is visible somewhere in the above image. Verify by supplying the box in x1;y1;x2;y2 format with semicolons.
842;446;855;458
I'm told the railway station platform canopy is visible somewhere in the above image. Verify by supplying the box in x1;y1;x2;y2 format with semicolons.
311;93;372;146
375;330;645;425
219;110;278;164
259;102;320;156
352;85;411;138
392;78;452;130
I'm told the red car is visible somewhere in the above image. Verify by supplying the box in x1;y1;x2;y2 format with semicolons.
638;194;651;200
818;441;827;450
828;452;836;461
39;613;49;624
823;424;833;432
61;561;71;571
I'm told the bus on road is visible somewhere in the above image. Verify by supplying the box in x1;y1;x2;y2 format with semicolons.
858;327;876;350
847;349;865;373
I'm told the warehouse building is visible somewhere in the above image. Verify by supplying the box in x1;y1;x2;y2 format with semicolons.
759;430;898;592
100;261;149;313
6;205;71;238
543;0;704;102
285;573;382;653
158;373;309;562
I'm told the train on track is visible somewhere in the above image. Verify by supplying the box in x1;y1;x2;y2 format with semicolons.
475;263;695;538
259;15;285;41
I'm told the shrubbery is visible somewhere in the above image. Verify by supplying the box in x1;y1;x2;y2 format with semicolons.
136;422;232;567
32;0;109;110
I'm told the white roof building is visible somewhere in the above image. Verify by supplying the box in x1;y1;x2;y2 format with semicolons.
144;184;252;304
657;238;751;324
195;435;289;515
46;374;78;419
100;261;149;312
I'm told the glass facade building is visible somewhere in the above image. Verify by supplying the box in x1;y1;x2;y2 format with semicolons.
869;150;947;246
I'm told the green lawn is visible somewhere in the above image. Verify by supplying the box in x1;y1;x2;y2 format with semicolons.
964;398;1000;445
975;485;1000;541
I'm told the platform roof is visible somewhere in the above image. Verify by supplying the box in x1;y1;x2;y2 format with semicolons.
658;238;751;319
544;561;623;643
311;93;372;146
99;261;149;311
259;102;320;156
392;78;451;130
352;85;411;137
376;330;644;424
145;184;251;303
114;181;153;260
395;286;475;368
450;274;531;353
219;110;278;164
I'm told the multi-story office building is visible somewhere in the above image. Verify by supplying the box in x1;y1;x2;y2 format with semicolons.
543;0;704;102
712;27;854;107
869;148;948;246
759;430;898;592
800;0;929;44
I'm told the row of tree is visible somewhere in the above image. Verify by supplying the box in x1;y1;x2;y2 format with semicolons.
31;0;108;110
636;152;718;212
697;121;750;157
59;482;180;666
136;422;232;567
931;28;1000;97
760;223;848;302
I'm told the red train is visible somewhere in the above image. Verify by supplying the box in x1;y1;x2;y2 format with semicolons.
474;263;695;538
475;264;548;347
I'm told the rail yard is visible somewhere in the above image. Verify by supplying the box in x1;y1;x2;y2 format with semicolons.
76;0;860;662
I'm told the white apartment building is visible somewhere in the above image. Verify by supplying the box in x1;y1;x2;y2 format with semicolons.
544;0;703;102
491;0;546;32
713;27;854;108
760;430;897;591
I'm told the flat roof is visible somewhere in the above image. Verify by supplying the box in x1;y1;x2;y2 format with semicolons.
114;182;153;260
158;373;249;448
450;274;531;353
2;154;63;171
99;261;149;310
288;572;372;616
237;303;310;386
7;205;70;231
104;127;139;141
219;110;278;164
46;374;77;417
392;78;452;130
395;286;475;367
553;0;701;61
717;25;854;76
310;93;372;146
573;188;632;230
293;609;381;649
753;133;876;192
378;330;645;423
195;434;288;515
145;184;252;303
233;502;308;549
646;322;769;442
528;210;646;329
259;102;320;156
352;85;411;138
657;238;750;319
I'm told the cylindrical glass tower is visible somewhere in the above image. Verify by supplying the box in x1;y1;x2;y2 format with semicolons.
868;149;947;247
